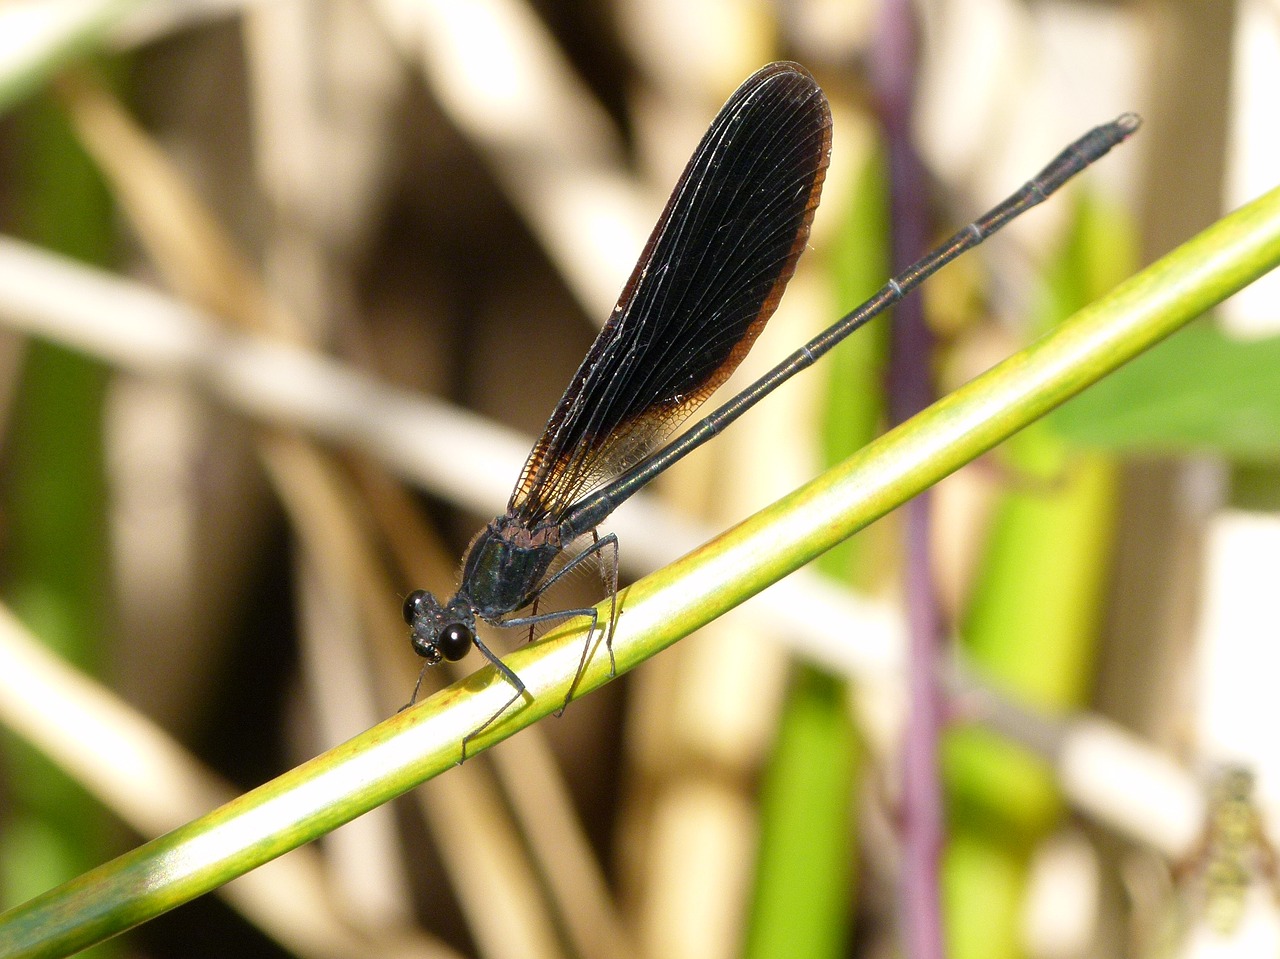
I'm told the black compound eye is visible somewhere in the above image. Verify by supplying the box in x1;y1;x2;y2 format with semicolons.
438;624;473;662
403;589;429;625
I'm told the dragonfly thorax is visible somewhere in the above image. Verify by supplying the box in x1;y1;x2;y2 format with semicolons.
460;516;563;619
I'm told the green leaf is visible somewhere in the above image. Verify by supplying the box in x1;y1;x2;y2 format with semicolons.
745;667;860;959
1050;322;1280;462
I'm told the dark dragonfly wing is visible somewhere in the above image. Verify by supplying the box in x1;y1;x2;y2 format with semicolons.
509;62;832;527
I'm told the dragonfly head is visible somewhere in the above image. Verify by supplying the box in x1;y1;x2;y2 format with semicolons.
403;590;476;665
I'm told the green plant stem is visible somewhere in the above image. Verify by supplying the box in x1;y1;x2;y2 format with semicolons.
0;185;1278;959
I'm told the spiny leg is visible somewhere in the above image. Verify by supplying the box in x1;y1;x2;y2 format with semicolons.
459;684;526;764
401;660;431;711
598;531;620;677
526;594;540;645
557;531;620;715
557;606;598;717
458;633;529;763
523;528;617;597
500;531;621;714
498;600;605;715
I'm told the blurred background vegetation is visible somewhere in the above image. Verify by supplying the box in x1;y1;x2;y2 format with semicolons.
0;1;1277;958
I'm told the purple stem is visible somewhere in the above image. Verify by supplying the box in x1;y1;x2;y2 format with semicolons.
871;3;948;959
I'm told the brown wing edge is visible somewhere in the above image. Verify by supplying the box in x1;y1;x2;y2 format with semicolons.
509;62;833;521
654;67;833;416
